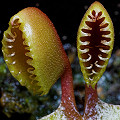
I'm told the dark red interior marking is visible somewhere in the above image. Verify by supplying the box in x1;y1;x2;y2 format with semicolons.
80;10;111;78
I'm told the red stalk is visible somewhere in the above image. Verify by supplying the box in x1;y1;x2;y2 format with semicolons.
61;60;82;119
83;84;98;119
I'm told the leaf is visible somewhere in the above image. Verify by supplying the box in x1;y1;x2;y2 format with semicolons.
95;99;120;119
77;1;114;88
39;104;67;120
2;7;67;95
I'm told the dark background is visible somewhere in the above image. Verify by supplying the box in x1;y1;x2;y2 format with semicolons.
0;0;120;54
0;1;120;119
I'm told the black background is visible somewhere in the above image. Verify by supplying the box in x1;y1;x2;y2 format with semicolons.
0;0;120;55
0;1;120;119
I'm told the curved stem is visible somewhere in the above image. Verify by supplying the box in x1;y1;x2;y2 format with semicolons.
60;61;82;119
83;84;98;119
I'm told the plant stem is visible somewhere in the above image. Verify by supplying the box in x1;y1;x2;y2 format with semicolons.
61;61;82;119
83;84;98;119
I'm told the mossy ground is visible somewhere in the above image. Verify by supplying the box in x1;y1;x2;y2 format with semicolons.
0;47;120;120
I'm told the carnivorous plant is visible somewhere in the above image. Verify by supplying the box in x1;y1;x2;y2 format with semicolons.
2;7;81;119
2;1;120;120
